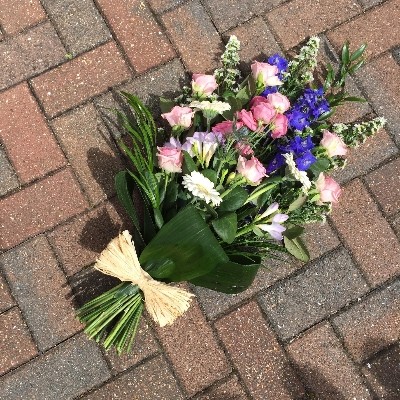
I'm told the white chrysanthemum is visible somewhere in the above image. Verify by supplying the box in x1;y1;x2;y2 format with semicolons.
189;101;231;119
283;153;311;193
182;171;222;206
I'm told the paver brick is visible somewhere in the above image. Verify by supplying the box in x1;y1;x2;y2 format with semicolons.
266;0;361;50
259;248;369;340
48;200;131;276
362;344;400;400
162;1;224;73
0;168;88;250
31;41;131;117
356;53;400;146
0;274;14;312
0;308;37;375
0;0;46;35
328;0;400;60
194;375;248;400
331;179;400;286
51;103;123;205
83;355;184;399
365;157;400;216
0;147;19;196
1;236;82;351
332;128;398;184
301;221;340;260
215;301;305;399
154;291;231;396
195;254;302;320
0;21;65;90
226;17;281;74
0;83;66;183
333;280;400;362
0;333;110;400
147;0;185;13
286;322;373;399
41;0;111;55
96;0;175;73
95;58;187;137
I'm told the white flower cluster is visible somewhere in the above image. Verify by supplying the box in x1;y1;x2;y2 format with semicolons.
189;100;231;119
283;153;311;193
285;36;320;85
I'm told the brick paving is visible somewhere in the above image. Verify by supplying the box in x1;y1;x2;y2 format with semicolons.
0;1;398;399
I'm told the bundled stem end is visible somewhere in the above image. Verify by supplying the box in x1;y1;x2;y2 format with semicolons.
94;230;194;327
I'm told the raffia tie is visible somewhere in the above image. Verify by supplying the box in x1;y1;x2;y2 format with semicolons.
94;230;194;327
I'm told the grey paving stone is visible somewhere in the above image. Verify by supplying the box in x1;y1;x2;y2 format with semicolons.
0;147;19;196
94;58;187;139
259;248;369;340
41;0;111;55
83;355;184;399
194;255;302;320
0;236;82;351
0;333;110;400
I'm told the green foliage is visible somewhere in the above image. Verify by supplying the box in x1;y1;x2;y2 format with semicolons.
212;212;238;244
283;235;310;262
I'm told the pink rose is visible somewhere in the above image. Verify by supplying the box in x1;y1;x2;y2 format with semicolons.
192;74;218;96
161;106;193;129
250;96;269;109
235;142;254;156
252;103;275;125
237;109;258;131
251;61;283;87
267;93;290;113
320;130;347;157
237;155;267;185
212;120;234;136
271;114;288;139
315;173;342;204
157;146;183;173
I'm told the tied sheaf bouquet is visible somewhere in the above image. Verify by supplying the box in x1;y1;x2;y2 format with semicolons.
77;36;385;354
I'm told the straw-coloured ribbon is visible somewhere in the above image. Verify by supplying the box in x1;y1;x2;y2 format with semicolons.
94;230;194;327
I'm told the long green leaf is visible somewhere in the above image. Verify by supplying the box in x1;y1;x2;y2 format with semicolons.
284;236;310;262
211;212;237;244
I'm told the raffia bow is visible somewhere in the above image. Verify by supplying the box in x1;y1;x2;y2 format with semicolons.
94;230;194;327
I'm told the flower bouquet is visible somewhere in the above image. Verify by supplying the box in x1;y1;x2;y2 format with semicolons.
77;36;385;354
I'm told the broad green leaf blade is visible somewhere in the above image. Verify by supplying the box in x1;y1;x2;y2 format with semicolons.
284;235;310;262
159;97;175;113
283;225;304;240
219;186;248;212
341;42;350;65
140;206;228;281
288;193;308;212
309;158;331;177
144;258;176;279
350;44;367;61
202;169;218;184
182;151;197;174
190;255;261;294
211;212;237;244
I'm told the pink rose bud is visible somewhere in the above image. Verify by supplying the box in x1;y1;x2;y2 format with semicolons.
235;142;254;156
212;120;234;136
157;146;183;173
251;61;283;87
250;96;269;109
237;109;258;131
271;114;288;139
192;74;218;96
316;173;342;204
252;103;276;125
267;93;290;113
237;155;267;185
320;130;347;157
161;106;194;129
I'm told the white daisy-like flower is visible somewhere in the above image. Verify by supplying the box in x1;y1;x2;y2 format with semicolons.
283;153;311;193
189;100;231;119
182;171;222;207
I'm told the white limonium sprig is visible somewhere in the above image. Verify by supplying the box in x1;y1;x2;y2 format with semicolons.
189;100;231;119
283;153;311;193
182;171;222;207
285;36;320;85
